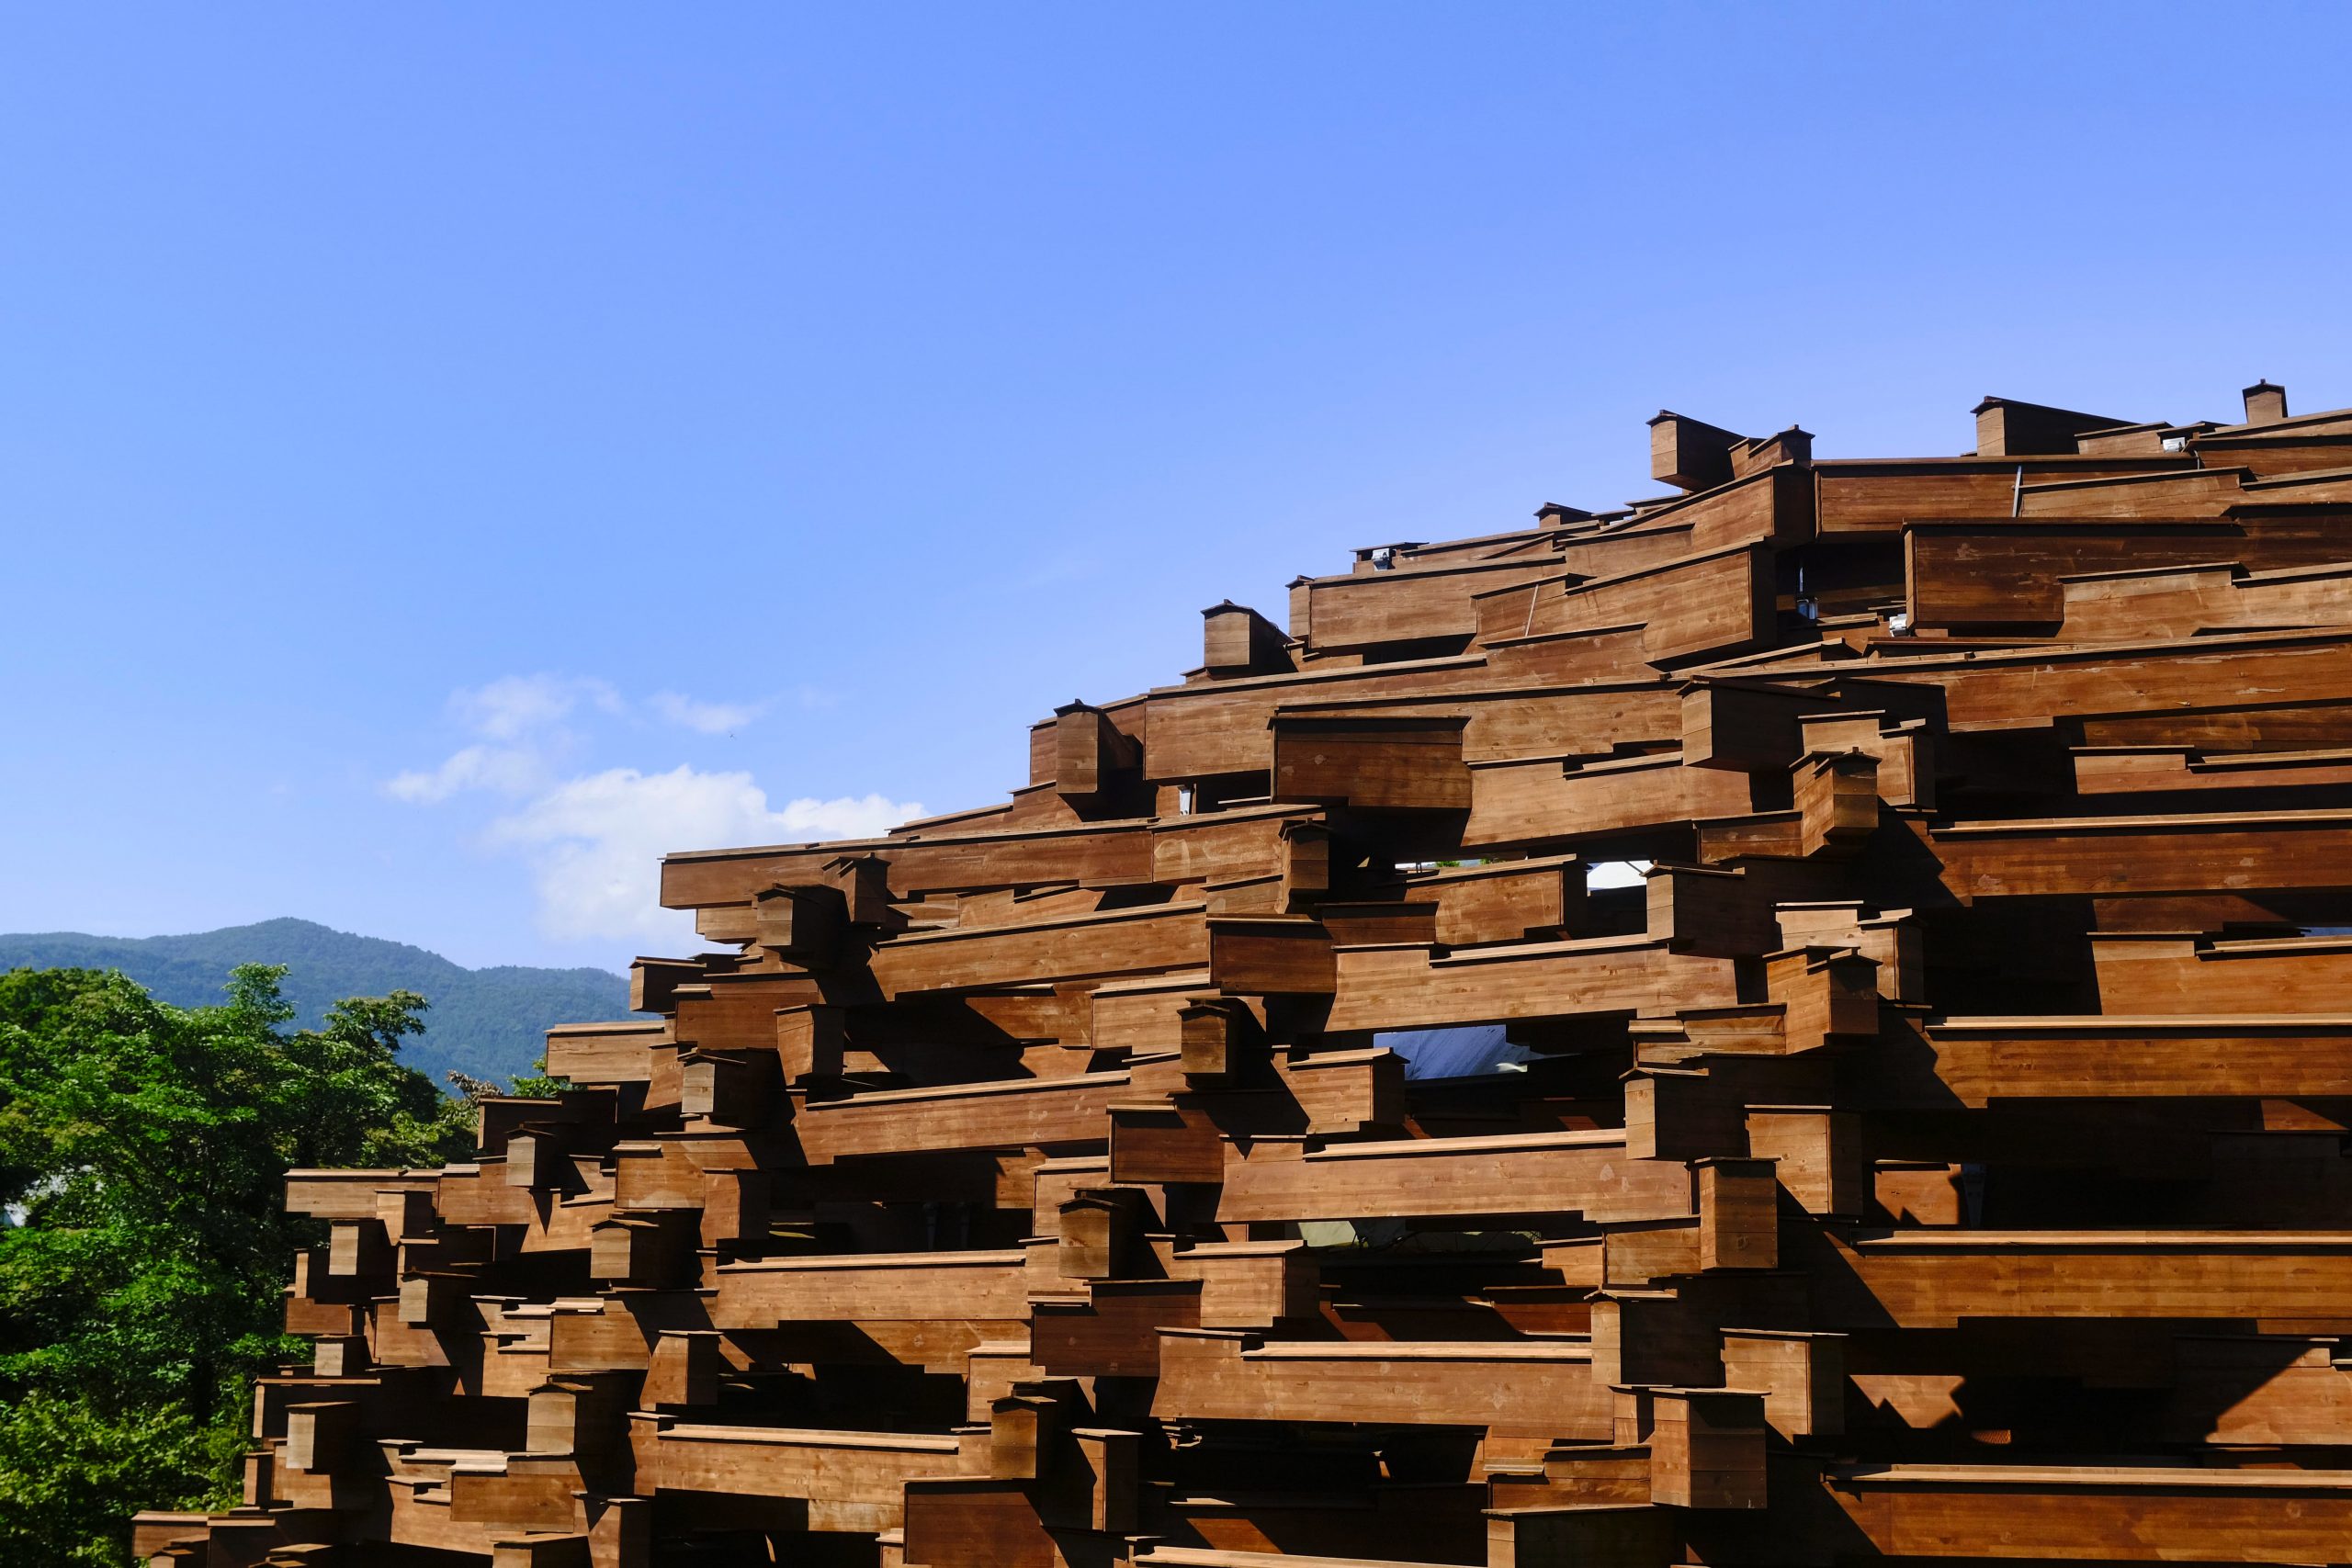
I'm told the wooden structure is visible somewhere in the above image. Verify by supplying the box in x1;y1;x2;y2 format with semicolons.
140;380;2352;1567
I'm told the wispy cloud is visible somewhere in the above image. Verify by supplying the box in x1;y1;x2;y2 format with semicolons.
385;674;605;804
649;690;766;735
385;742;548;804
386;672;921;944
451;673;622;740
487;766;921;942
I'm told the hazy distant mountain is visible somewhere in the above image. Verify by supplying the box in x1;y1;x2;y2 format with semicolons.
0;918;630;1088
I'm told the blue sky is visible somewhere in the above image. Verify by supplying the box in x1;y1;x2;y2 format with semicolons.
4;4;2349;973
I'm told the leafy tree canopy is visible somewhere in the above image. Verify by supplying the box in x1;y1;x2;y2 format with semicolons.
0;919;628;1086
0;964;475;1566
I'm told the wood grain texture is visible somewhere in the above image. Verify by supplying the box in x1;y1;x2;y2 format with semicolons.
156;389;2352;1568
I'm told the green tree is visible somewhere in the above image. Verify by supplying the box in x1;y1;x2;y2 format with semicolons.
0;964;473;1566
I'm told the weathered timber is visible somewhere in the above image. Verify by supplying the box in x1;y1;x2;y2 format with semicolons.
1216;1131;1696;1224
1150;1330;1614;1438
148;381;2352;1568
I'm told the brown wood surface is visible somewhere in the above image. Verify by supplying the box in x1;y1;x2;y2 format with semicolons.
1150;1329;1613;1438
164;390;2352;1568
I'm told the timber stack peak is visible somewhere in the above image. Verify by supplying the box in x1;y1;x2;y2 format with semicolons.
142;378;2352;1568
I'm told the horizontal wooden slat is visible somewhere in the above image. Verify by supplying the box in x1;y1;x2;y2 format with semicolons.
1216;1130;1693;1224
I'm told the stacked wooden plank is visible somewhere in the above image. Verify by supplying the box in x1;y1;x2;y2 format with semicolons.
141;379;2352;1568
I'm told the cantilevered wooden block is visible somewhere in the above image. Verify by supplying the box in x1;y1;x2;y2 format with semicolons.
1067;1427;1140;1532
1623;1067;1742;1163
611;1140;703;1212
1913;1012;2352;1106
1697;1156;1778;1270
1641;1387;1767;1509
1746;1105;1865;1216
642;1329;723;1407
1317;898;1439;947
1798;711;1936;809
773;1003;845;1080
1825;1229;2352;1326
1057;1189;1144;1281
374;1187;435;1241
503;1129;557;1189
1777;902;1923;1004
1054;701;1141;800
710;1246;1031;1328
1107;1099;1224;1186
587;1495;647;1568
477;1089;615;1156
1182;1239;1316;1327
1720;1327;1844;1439
1277;818;1331;910
1974;395;2137;457
1486;1501;1671;1568
1645;863;1779;959
1822;1461;2352;1564
397;1271;467;1328
525;1374;633;1466
794;1069;1136;1167
1603;1221;1700;1287
282;1402;356;1474
823;852;896;926
2074;420;2177;457
1178;996;1254;1081
1278;1045;1403;1135
1208;914;1336;996
1729;423;1814;478
1219;1128;1693;1227
260;1543;340;1568
1680;674;1943;773
989;1392;1063;1481
752;884;845;966
1424;854;1584;945
678;1050;772;1126
1271;715;1470;810
697;1168;767;1249
871;898;1211;996
310;1335;368;1378
1764;947;1883;1049
589;1217;688;1289
1592;1291;1724;1390
542;1019;667;1085
628;955;700;1014
490;1534;593;1568
1152;1326;1612;1436
1649;409;1749;492
326;1219;390;1279
1794;749;1880;855
1203;600;1291;677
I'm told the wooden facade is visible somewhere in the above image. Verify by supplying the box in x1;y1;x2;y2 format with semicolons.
139;379;2352;1567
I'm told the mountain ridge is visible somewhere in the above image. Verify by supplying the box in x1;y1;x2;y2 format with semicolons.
0;917;630;1087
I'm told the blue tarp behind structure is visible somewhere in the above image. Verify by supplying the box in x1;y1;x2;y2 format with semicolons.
1372;1023;1532;1080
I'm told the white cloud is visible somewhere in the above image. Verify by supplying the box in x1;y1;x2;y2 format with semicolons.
386;675;613;802
385;743;548;804
451;673;621;739
649;690;766;735
389;674;921;947
486;766;923;943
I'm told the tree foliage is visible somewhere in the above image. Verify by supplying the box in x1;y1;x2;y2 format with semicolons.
0;964;474;1566
0;919;629;1086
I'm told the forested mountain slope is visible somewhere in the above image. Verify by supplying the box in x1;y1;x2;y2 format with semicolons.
0;918;627;1086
